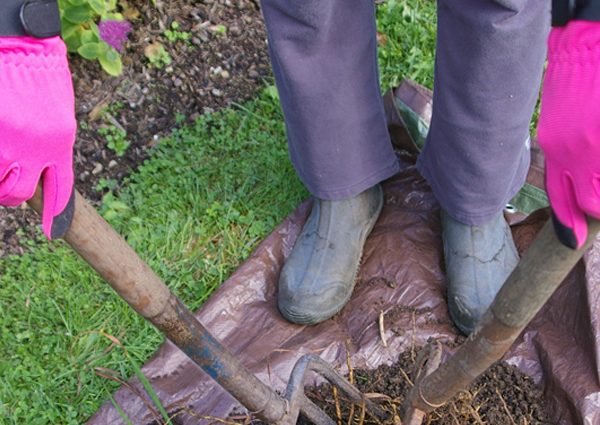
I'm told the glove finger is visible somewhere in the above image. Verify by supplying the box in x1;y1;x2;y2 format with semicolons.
41;164;74;240
546;166;588;249
0;160;22;206
0;162;41;208
575;173;600;221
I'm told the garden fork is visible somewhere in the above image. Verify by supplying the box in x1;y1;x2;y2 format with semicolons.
28;188;387;425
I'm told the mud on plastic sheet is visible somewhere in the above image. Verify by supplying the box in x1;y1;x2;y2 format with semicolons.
88;82;600;425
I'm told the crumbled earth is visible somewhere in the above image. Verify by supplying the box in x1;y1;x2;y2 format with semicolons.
293;350;551;425
0;0;271;257
243;345;550;425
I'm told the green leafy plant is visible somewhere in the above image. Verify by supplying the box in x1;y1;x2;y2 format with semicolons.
100;191;131;221
144;42;172;69
98;125;130;156
163;21;191;43
58;0;129;76
95;177;118;192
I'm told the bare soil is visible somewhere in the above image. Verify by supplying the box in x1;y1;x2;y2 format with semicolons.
296;349;551;425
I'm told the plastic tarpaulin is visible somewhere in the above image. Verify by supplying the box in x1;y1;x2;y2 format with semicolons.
89;81;600;425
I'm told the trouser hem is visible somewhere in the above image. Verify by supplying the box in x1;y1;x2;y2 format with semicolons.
305;159;400;201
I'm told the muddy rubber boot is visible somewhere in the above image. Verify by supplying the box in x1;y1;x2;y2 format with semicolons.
278;184;383;325
442;210;519;335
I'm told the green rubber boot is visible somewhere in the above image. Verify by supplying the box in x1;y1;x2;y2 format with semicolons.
278;185;383;325
442;210;519;335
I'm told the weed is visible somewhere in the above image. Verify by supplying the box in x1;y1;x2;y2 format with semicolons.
144;42;173;69
98;125;130;156
96;178;119;193
175;112;186;125
163;21;191;43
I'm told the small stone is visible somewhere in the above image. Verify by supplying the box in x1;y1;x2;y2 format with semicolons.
78;171;89;182
108;160;118;169
92;163;103;175
248;69;259;79
220;70;230;79
174;78;183;87
212;88;222;97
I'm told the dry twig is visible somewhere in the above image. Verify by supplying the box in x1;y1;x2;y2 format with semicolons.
345;341;356;425
379;310;388;347
333;386;343;425
495;388;518;425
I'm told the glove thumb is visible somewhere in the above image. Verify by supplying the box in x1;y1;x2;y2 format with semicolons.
41;164;74;240
546;164;588;249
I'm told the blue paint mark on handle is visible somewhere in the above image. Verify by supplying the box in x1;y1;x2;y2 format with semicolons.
183;330;230;381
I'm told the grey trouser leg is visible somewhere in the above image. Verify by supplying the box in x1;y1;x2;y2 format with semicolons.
416;0;550;225
261;0;399;200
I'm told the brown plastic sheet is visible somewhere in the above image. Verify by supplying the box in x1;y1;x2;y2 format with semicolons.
89;83;600;425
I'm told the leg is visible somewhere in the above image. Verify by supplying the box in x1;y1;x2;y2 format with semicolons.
418;0;550;224
418;0;550;334
261;0;399;200
261;0;397;324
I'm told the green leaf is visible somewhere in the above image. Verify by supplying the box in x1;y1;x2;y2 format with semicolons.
88;0;105;15
80;29;100;44
66;0;88;6
60;21;78;39
103;12;123;20
264;85;279;101
62;29;84;52
127;355;171;423
77;42;103;60
62;5;92;24
98;48;123;76
110;396;134;425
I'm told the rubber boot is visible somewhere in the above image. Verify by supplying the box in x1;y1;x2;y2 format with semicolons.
442;210;519;335
278;184;383;325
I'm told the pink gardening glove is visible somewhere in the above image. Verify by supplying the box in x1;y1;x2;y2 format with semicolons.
0;36;76;239
537;21;600;249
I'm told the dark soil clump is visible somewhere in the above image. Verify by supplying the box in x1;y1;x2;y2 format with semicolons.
293;349;551;425
0;0;270;257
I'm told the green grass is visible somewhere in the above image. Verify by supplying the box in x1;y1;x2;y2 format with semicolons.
377;0;436;91
0;1;436;423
